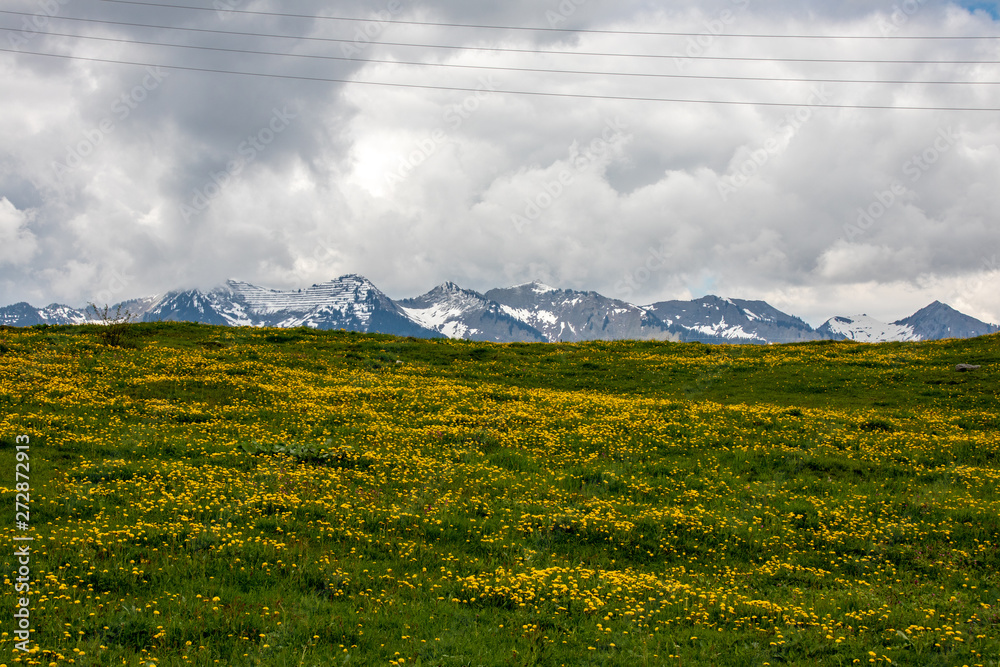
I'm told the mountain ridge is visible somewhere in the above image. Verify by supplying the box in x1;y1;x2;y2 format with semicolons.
397;282;546;343
483;282;681;343
2;275;997;344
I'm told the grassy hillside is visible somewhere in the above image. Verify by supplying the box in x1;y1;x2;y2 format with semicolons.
1;322;998;666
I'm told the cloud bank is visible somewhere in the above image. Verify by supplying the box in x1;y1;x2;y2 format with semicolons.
1;0;998;325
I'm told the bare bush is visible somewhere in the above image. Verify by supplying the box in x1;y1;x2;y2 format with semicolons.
87;303;139;347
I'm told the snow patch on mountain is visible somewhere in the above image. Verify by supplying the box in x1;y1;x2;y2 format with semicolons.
818;315;920;342
227;274;379;324
2;276;996;345
687;317;762;341
644;296;815;344
40;305;90;324
511;280;558;294
486;284;677;342
397;282;544;343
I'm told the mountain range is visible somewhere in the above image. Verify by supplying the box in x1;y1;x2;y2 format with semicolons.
2;274;997;345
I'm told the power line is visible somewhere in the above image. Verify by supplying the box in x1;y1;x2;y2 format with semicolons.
89;0;1000;40
4;10;1000;65
11;25;999;86
3;46;999;111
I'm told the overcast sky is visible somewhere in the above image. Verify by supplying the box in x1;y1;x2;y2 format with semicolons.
1;0;999;326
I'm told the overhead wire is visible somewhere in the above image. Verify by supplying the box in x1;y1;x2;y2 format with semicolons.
3;10;999;64
6;25;999;86
88;0;1000;40
3;4;1000;110
4;46;1000;111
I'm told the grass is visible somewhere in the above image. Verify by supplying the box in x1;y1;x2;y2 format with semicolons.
0;323;998;665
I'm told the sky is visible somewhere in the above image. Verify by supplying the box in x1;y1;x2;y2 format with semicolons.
1;0;999;327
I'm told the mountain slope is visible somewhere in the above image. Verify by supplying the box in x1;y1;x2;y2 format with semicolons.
3;276;998;345
0;302;90;326
645;296;820;344
893;301;1000;340
815;314;919;343
144;275;444;338
815;302;999;343
484;281;679;343
142;290;241;327
398;282;546;343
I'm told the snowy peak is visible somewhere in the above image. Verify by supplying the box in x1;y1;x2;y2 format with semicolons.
419;281;485;303
225;274;383;315
0;298;162;327
0;302;90;326
893;301;999;340
2;277;996;345
528;281;558;294
506;280;560;296
436;281;465;293
145;289;240;327
645;295;817;344
816;301;998;343
484;283;678;343
816;314;919;343
39;304;91;324
146;275;442;338
512;280;556;290
398;284;544;343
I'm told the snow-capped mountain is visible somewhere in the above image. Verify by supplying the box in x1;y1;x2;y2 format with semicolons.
644;296;820;344
397;282;545;343
815;314;920;343
146;275;443;338
143;289;242;327
894;301;999;340
817;301;999;343
115;295;163;320
2;275;997;345
484;281;680;343
0;302;90;326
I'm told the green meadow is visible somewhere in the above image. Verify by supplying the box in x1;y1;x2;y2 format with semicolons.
1;322;998;666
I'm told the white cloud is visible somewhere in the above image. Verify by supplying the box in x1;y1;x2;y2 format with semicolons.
0;198;38;265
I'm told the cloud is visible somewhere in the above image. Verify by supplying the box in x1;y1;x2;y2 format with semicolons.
0;0;998;326
0;197;38;265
